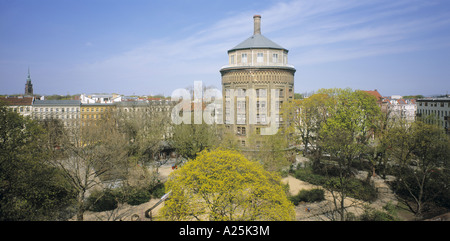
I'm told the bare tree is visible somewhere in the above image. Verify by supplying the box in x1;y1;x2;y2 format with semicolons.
114;101;173;172
48;116;128;221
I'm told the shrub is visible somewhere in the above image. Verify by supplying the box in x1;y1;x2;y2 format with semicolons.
351;179;378;202
88;190;119;212
126;187;151;206
359;203;398;221
294;167;377;202
290;188;325;205
150;183;166;199
293;168;327;185
126;183;166;205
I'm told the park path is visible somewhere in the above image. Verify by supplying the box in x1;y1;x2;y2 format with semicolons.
282;171;398;221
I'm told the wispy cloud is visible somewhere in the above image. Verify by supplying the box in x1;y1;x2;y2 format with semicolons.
75;0;450;94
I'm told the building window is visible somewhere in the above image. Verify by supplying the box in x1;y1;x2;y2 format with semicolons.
237;114;246;124
225;88;231;98
257;101;266;110
242;53;247;63
237;100;246;112
257;53;263;63
256;89;267;97
258;114;266;124
230;55;235;64
276;101;284;109
237;89;246;97
256;127;261;135
272;53;278;63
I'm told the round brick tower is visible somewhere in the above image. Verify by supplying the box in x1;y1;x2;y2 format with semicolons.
220;15;296;146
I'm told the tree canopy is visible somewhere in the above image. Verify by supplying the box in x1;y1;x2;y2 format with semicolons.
0;104;76;220
161;148;295;221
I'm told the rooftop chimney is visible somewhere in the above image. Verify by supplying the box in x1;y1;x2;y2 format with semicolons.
253;15;261;35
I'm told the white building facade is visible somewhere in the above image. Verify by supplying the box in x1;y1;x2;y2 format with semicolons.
416;97;450;133
387;97;416;123
32;100;81;128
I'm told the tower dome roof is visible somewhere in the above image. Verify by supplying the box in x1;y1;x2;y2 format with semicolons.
228;34;287;52
228;15;287;53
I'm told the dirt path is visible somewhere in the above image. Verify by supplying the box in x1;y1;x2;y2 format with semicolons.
282;173;400;221
74;165;176;221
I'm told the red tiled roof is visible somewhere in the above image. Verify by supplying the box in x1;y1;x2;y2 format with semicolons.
362;90;382;100
0;97;33;106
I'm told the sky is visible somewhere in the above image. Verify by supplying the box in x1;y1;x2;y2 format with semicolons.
1;0;450;97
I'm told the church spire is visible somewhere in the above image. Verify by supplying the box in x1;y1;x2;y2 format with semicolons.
25;67;33;96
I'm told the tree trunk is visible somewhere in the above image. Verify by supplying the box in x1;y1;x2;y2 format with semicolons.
76;190;86;221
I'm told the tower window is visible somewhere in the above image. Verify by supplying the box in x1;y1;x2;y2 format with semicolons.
257;53;263;63
237;89;246;97
256;89;267;97
242;53;247;63
272;53;278;63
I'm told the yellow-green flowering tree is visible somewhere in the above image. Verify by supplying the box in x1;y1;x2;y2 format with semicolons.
161;148;295;221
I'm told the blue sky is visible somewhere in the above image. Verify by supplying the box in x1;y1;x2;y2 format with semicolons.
1;0;450;97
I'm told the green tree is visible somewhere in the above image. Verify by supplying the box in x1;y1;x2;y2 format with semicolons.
170;121;219;160
0;104;76;220
289;94;329;158
319;88;382;170
161;149;295;221
388;121;450;218
114;104;171;166
247;131;293;172
317;88;382;220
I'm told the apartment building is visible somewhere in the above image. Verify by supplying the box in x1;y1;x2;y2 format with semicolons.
416;97;450;133
0;96;34;117
32;100;81;128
